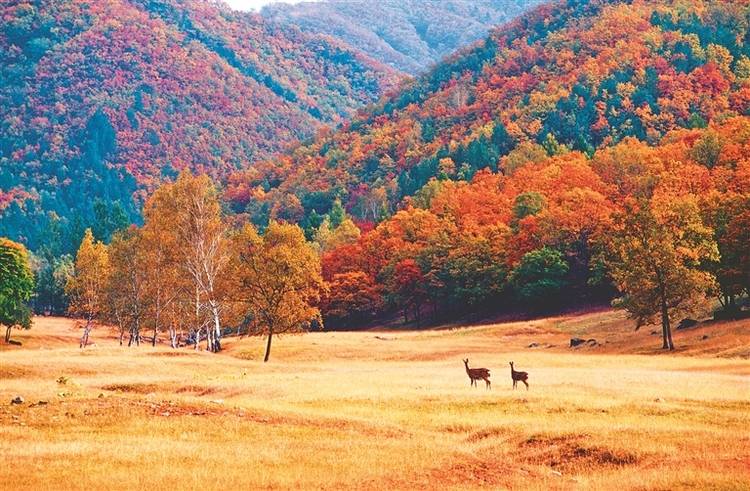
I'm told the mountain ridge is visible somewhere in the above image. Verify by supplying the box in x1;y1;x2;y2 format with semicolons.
0;0;398;253
262;0;545;73
228;0;750;228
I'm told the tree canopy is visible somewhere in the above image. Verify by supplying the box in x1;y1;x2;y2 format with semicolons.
230;221;325;362
0;238;34;343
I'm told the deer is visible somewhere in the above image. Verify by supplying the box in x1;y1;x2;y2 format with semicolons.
463;359;491;389
509;361;529;390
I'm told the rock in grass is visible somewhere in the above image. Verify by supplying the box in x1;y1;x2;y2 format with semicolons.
570;337;586;347
676;318;699;330
10;396;24;405
570;337;597;347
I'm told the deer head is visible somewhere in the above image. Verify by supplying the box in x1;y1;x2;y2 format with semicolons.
463;358;469;366
509;361;514;368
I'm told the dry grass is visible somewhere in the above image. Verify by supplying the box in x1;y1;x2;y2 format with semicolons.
1;312;749;490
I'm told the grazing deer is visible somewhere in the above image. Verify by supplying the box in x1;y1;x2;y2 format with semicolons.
509;361;529;390
463;359;491;389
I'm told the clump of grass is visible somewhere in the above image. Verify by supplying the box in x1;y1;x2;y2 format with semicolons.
101;383;163;394
520;433;639;471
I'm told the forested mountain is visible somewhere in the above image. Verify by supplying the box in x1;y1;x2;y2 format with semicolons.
0;0;396;254
230;0;750;228
223;0;750;326
262;0;544;73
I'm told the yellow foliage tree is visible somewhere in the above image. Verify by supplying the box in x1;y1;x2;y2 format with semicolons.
230;221;325;362
600;196;718;350
141;182;191;348
106;228;147;347
146;171;229;352
314;216;361;254
67;229;109;348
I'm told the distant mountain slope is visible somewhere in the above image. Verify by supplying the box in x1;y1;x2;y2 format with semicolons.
262;0;545;73
0;0;396;253
229;0;750;227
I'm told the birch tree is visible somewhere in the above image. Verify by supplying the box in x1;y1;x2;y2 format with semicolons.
106;228;147;346
141;187;188;348
67;229;109;348
149;171;228;352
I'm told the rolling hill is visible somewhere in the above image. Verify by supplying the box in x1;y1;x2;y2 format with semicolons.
0;0;397;253
230;0;750;226
262;0;545;73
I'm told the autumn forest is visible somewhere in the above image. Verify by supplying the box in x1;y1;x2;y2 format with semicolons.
2;0;750;489
2;0;748;350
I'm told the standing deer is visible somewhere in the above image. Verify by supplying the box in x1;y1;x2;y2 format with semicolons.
463;359;491;389
509;361;529;390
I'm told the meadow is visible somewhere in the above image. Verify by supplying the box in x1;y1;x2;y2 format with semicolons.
1;312;749;490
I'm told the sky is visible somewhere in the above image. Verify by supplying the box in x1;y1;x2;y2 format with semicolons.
224;0;305;11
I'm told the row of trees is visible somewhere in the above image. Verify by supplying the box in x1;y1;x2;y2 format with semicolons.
316;120;750;351
65;172;324;361
6;125;749;354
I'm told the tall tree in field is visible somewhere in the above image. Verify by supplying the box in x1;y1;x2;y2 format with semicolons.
600;196;718;350
141;187;187;348
230;221;325;362
174;172;228;352
0;238;35;343
106;228;147;346
149;171;229;352
66;229;110;348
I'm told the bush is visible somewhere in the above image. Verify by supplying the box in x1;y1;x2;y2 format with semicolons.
510;247;569;309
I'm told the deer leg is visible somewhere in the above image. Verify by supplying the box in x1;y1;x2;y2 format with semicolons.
513;379;516;389
523;379;529;390
486;379;491;390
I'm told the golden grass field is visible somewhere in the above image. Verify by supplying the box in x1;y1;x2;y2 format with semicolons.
1;311;749;490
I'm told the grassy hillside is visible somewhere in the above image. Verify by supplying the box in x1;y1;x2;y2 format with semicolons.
0;0;397;254
1;314;748;489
